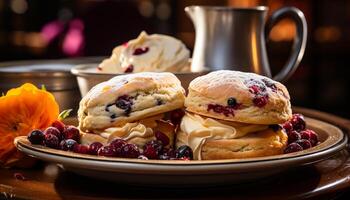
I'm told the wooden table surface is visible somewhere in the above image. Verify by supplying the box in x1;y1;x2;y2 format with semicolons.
1;107;350;200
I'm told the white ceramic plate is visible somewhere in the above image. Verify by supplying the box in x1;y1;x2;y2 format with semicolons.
15;117;347;186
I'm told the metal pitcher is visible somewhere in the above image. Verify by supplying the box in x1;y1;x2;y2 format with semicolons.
185;6;307;82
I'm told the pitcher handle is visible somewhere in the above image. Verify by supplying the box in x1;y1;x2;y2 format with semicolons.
265;7;307;82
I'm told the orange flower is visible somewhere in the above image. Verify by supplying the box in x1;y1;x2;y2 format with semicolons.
0;83;59;166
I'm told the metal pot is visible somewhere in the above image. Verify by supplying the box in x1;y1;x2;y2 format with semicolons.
0;57;103;114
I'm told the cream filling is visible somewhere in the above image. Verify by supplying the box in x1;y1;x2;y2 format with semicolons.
99;31;190;73
177;113;269;160
97;122;155;148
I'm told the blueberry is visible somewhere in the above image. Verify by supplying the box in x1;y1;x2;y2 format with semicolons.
227;97;237;107
175;145;193;160
28;130;44;145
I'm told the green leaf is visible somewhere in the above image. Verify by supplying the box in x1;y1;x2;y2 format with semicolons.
58;109;73;120
41;84;46;91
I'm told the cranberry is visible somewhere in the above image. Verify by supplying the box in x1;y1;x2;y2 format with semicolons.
138;155;148;160
124;65;134;73
175;145;193;160
207;104;235;117
155;131;169;146
51;120;65;133
97;146;115;157
73;144;89;154
60;139;77;151
300;129;318;146
143;140;163;159
170;109;185;125
296;139;312;150
88;142;103;155
287;131;301;144
44;134;60;149
227;97;237;108
28;130;44;145
284;143;303;154
109;139;127;156
121;144;140;158
133;47;149;55
63;125;80;141
290;114;306;131
283;122;293;133
253;95;268;107
249;85;261;94
44;127;62;141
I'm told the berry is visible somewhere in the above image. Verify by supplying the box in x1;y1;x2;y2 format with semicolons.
169;109;185;125
51;120;65;133
162;148;176;158
63;125;80;141
249;85;261;94
97;146;115;157
290;114;306;131
175;145;193;160
284;143;303;153
296;139;312;150
155;131;169;146
124;65;134;73
253;95;268;107
109;139;127;156
121;144;140;158
60;139;77;151
283;122;293;133
88;142;103;155
207;104;235;117
143;140;163;159
115;95;133;115
28;130;44;145
269;124;282;132
227;97;237;107
300;129;318;146
287;131;301;144
133;47;149;55
44;134;60;149
44;127;62;141
73;144;89;154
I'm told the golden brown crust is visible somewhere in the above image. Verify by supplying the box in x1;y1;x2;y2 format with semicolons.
201;129;288;160
185;70;292;124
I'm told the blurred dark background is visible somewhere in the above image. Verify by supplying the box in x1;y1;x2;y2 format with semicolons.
0;0;349;119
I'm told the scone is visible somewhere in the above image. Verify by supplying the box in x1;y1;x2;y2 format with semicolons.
177;70;291;160
78;72;185;148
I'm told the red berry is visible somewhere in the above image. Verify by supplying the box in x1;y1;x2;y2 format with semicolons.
155;131;169;146
300;129;318;146
63;125;80;141
73;144;89;154
283;122;293;133
109;139;127;156
88;142;103;155
291;114;306;131
121;144;140;158
296;139;312;150
124;65;134;73
287;130;301;144
28;130;44;145
97;146;115;157
51;120;65;133
170;109;185;125
44;127;62;141
143;140;163;159
284;143;303;154
253;95;268;107
44;134;60;149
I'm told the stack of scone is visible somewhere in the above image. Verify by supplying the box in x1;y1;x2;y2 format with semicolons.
78;72;185;149
77;70;292;160
177;70;292;160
